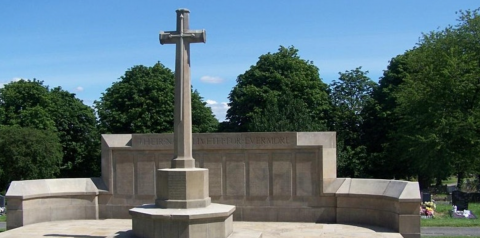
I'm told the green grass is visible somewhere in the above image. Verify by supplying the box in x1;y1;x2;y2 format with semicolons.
442;176;459;185
0;215;5;222
421;203;480;227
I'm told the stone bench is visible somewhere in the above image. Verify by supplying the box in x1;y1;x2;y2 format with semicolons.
324;178;420;238
5;178;102;229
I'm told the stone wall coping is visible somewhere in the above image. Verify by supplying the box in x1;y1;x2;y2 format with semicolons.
326;178;420;202
6;178;100;200
102;134;132;147
102;132;336;150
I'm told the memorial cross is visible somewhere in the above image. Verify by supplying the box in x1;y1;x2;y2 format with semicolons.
159;9;206;168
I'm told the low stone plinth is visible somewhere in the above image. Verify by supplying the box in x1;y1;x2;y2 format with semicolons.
130;203;235;238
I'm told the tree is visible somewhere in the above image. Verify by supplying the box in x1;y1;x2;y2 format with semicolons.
95;62;218;134
225;46;330;132
392;9;480;189
329;67;377;177
0;79;100;178
361;54;413;179
48;87;100;177
0;126;63;192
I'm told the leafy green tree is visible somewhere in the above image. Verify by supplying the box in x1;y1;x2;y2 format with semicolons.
392;9;480;189
0;79;55;131
361;54;412;179
95;62;218;134
225;46;330;132
48;87;100;177
0;79;100;178
0;126;63;192
329;67;377;177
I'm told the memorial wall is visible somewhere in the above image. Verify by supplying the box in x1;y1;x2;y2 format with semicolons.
100;132;337;221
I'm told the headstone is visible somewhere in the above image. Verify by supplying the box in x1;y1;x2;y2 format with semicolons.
447;185;458;194
422;192;431;203
452;190;469;211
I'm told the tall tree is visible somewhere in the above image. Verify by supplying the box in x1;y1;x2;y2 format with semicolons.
361;54;412;179
0;126;63;192
95;62;218;134
329;67;377;177
392;9;480;189
0;79;100;178
48;87;100;177
225;46;330;132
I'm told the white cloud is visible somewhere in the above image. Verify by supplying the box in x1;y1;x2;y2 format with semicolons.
205;99;229;122
75;86;84;92
0;77;23;88
200;76;224;84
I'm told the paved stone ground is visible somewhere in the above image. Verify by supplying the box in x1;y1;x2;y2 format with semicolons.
422;227;480;236
0;220;403;238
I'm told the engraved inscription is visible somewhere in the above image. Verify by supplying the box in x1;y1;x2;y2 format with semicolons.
248;154;269;196
137;160;155;195
132;134;296;148
273;154;293;196
168;172;186;199
296;153;314;196
204;161;223;196
226;157;245;196
115;151;134;195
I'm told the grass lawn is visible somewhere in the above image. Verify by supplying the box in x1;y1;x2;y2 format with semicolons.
421;203;480;227
0;215;5;222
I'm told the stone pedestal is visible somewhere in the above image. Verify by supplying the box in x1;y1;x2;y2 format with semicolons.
130;203;235;238
156;168;211;209
130;168;237;238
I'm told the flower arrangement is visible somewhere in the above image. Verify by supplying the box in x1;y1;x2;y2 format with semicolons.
420;201;436;218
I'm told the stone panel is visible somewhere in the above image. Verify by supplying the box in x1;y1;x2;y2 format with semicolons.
203;153;223;197
114;151;134;195
156;153;172;169
226;154;245;196
136;152;156;196
248;153;269;197
296;152;314;196
272;153;293;197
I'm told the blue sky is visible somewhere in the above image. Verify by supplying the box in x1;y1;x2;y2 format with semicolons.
1;1;479;121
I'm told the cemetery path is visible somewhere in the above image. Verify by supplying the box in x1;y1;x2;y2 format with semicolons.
422;227;480;236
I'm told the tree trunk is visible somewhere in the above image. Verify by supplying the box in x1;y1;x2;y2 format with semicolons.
457;172;465;191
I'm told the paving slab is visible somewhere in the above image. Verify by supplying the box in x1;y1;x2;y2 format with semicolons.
0;220;403;238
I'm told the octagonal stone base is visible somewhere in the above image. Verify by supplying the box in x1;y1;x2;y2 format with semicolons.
156;168;211;209
130;203;235;238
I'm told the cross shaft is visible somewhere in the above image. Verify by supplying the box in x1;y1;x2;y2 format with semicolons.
159;9;206;168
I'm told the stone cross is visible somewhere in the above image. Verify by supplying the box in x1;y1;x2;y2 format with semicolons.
159;9;206;168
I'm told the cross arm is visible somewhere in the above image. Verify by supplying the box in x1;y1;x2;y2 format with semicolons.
159;30;206;45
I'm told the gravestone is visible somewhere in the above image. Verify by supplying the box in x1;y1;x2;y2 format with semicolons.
129;9;259;238
452;190;469;211
422;192;431;203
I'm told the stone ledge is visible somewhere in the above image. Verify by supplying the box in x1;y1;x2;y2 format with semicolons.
129;203;235;221
6;178;100;199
